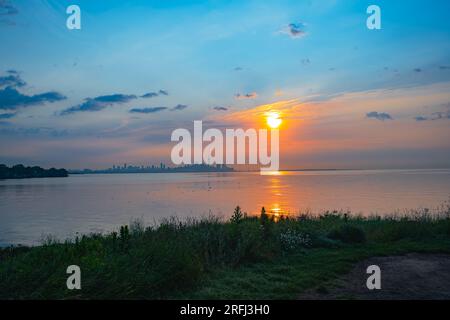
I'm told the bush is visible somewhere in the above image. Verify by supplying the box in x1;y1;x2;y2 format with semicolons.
327;225;366;244
225;220;266;265
230;206;245;224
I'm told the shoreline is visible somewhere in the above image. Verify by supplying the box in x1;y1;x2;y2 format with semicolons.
1;206;449;249
1;207;449;299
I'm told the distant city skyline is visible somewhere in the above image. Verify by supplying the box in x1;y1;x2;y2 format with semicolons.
69;162;234;174
1;0;450;170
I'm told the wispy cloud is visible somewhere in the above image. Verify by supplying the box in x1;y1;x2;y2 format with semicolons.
0;71;66;110
415;111;450;121
0;0;17;15
433;111;450;120
141;89;169;98
129;107;167;114
171;104;188;111
235;92;257;100
141;92;158;98
0;0;18;26
301;58;310;66
61;94;136;115
0;126;68;137
0;71;26;88
366;111;393;121
415;116;428;121
213;106;229;111
0;87;66;110
279;22;307;39
0;112;16;119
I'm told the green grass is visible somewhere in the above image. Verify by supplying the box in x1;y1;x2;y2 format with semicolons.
183;240;450;299
1;206;450;300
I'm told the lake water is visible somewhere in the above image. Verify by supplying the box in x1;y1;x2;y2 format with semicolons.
0;169;449;246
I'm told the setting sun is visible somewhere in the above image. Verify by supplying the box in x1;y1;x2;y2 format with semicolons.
266;112;282;129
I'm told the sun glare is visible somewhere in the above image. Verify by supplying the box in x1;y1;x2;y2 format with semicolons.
266;112;282;129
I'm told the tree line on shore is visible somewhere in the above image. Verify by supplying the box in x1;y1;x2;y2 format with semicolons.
0;164;68;179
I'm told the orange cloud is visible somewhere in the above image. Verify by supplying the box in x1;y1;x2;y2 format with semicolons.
208;82;450;169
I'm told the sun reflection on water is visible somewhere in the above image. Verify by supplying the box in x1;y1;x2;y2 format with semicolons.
260;175;292;222
266;205;289;222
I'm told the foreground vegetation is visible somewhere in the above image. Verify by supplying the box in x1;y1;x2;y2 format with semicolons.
1;205;450;299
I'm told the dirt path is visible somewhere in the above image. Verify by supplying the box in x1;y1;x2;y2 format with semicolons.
298;253;450;300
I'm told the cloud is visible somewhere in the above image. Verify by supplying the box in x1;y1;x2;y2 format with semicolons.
213;106;228;111
0;71;26;88
414;110;450;121
0;0;17;15
0;126;68;137
279;22;307;39
141;89;168;98
61;94;136;115
0;112;15;119
301;58;310;65
0;0;18;26
0;86;66;110
171;104;188;111
383;67;399;73
366;111;393;121
235;92;257;100
415;116;428;121
433;111;450;120
439;66;450;70
141;92;158;98
129;107;167;114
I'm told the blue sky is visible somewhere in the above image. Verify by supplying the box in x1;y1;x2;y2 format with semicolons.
1;0;450;169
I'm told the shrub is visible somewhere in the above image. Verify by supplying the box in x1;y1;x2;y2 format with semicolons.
312;235;341;248
225;220;265;265
230;206;244;224
260;207;268;224
327;225;366;244
260;207;274;240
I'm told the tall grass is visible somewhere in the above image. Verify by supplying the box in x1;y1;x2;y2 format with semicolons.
0;205;449;299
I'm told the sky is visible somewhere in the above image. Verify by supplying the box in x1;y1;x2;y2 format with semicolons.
0;0;450;170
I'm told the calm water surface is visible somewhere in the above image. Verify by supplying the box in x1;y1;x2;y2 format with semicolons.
1;169;449;246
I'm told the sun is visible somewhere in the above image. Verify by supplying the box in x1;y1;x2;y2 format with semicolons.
266;112;282;129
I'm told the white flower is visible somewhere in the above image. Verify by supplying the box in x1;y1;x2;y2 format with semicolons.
279;229;311;250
